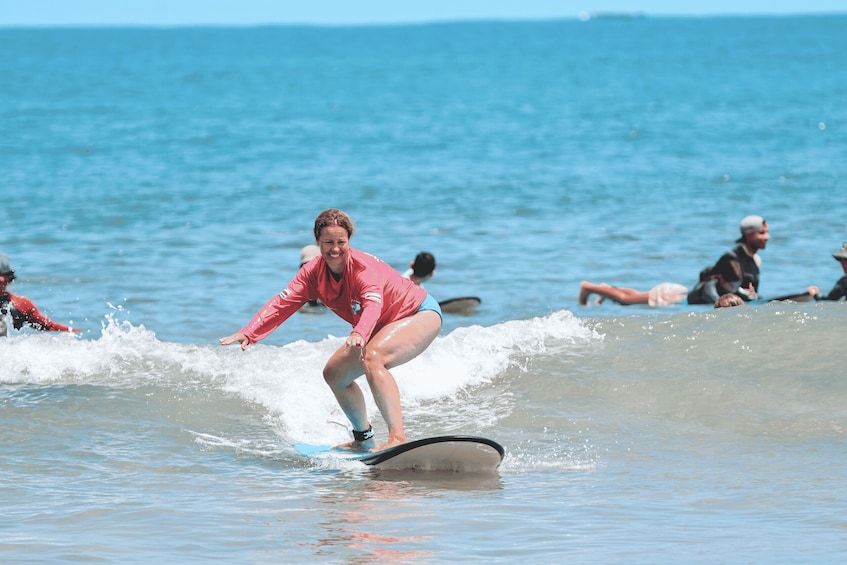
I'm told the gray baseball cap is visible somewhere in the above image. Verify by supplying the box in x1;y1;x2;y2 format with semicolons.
735;215;766;243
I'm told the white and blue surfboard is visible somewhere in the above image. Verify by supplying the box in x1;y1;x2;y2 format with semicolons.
295;435;504;472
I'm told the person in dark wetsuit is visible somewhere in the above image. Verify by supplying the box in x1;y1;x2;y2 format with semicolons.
0;252;81;336
688;215;770;305
815;242;847;301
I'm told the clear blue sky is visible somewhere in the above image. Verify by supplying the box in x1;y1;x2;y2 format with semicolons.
1;0;844;26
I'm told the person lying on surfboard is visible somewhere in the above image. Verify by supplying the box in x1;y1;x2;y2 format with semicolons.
687;215;770;305
0;252;82;337
686;215;819;305
220;209;442;452
578;280;688;307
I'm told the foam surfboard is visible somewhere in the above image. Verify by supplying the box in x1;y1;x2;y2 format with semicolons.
295;435;504;472
438;296;481;315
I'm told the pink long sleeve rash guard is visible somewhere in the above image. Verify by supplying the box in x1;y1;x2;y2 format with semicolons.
240;248;428;345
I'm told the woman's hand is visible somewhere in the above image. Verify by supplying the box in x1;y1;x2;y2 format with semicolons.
219;332;251;351
345;331;365;349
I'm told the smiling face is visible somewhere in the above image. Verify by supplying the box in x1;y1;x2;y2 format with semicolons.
317;225;350;275
312;209;356;276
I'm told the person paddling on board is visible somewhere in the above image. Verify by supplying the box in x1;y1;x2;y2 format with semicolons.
402;251;482;315
578;281;688;306
687;215;770;305
813;242;847;301
220;209;443;452
687;215;819;304
0;253;82;337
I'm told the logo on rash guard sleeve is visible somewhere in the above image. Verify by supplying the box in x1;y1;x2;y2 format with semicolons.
279;288;291;299
352;293;381;315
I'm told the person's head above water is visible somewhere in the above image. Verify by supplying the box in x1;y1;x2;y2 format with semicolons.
735;215;767;242
411;252;436;278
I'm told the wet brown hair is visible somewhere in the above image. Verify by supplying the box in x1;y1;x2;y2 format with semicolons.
313;209;356;240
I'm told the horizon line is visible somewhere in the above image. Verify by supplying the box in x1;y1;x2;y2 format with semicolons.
2;11;845;29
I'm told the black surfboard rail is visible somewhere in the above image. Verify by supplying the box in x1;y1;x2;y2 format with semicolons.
358;435;504;466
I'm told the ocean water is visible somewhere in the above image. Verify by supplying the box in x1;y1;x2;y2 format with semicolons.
2;15;847;563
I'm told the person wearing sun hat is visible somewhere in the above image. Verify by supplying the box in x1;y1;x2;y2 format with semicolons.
814;242;847;301
687;215;770;305
0;252;82;336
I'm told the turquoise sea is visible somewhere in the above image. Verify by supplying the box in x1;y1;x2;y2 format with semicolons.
2;15;846;563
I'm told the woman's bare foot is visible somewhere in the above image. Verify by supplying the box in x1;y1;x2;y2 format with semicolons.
332;437;376;452
374;434;407;452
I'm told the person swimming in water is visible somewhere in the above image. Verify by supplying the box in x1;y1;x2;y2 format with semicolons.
687;215;769;305
578;281;688;307
0;252;82;337
402;251;436;286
